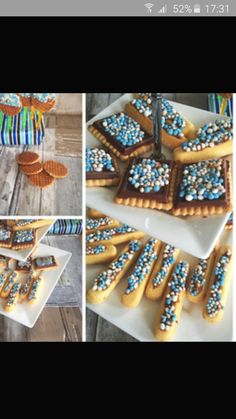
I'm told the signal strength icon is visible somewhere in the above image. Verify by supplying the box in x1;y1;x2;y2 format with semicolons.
158;5;167;14
145;3;154;14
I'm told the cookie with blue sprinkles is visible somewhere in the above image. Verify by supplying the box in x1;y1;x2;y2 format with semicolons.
87;240;142;304
173;119;233;164
125;94;195;150
86;244;117;265
154;260;190;341
86;147;120;187
187;250;216;304
12;229;36;250
86;217;120;233
203;245;232;323
173;159;232;216
115;157;177;210
0;227;13;249
88;112;154;161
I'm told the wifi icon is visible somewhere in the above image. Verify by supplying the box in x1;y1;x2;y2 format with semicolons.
145;3;154;14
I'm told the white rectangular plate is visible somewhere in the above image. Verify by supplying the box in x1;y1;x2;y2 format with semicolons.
87;229;232;342
0;220;55;262
86;93;231;259
0;243;72;328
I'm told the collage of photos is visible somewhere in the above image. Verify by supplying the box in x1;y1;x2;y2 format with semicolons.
0;92;233;343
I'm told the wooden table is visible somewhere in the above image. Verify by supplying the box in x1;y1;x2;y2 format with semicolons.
0;115;82;216
0;234;82;342
86;93;209;342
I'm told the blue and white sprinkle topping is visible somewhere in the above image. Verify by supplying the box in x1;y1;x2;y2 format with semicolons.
179;159;226;202
128;158;170;193
86;224;137;244
153;244;176;288
102;113;145;147
188;259;208;297
86;147;115;173
0;228;11;241
181;119;233;152
125;239;158;294
92;240;141;291
14;230;34;243
86;245;106;256
86;217;114;231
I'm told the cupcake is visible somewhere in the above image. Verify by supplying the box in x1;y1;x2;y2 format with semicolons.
18;93;32;107
32;93;56;112
0;93;22;116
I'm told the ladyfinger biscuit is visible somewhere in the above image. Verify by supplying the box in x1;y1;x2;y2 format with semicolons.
145;244;180;301
86;244;117;265
122;239;161;308
87;240;142;304
28;276;43;304
86;224;145;246
19;270;35;301
0;269;11;293
187;251;216;304
86;217;120;233
154;261;190;342
203;245;232;323
1;271;18;299
4;283;21;312
12;219;52;231
173;119;233;164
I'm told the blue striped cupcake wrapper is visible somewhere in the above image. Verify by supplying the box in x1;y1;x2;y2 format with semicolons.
48;220;83;236
0;109;45;145
208;94;233;117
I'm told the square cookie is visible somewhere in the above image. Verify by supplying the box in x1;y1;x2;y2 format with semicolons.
172;159;232;216
12;229;36;250
88;112;154;161
15;257;32;272
86;147;120;187
33;255;58;271
115;157;177;210
0;227;13;248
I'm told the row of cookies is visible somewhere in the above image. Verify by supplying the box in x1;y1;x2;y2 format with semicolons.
88;93;233;163
0;219;52;250
0;253;58;312
0;93;56;116
86;149;232;217
86;225;232;341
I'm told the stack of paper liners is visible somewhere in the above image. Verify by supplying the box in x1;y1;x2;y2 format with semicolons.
0;110;45;145
48;219;82;236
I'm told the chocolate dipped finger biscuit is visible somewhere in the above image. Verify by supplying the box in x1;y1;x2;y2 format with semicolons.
0;269;11;293
86;217;120;233
86;244;117;265
19;270;35;301
122;239;161;308
1;271;19;299
28;276;43;304
12;219;52;231
203;245;232;323
4;283;21;312
87;240;142;304
86;224;145;246
146;244;180;301
154;261;190;342
187;251;216;304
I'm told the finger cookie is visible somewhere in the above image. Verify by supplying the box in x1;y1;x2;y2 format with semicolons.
172;159;232;217
87;240;141;304
115;158;177;210
28;170;55;189
0;269;11;293
44;160;68;179
86;244;117;265
154;261;190;342
86;217;120;233
1;271;18;298
0;227;13;249
86;147;120;187
187;251;216;304
28;276;43;304
16;151;40;166
203;245;232;323
21;162;43;176
173;119;233;164
145;244;180;301
88;112;154;161
125;93;195;149
86;224;145;246
4;283;21;312
12;229;36;250
122;238;161;308
33;256;58;271
12;218;52;231
19;270;35;301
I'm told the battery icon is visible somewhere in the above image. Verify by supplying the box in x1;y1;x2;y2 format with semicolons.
194;3;201;13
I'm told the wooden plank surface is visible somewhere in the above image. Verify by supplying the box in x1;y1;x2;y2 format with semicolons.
86;92;208;342
0;115;82;216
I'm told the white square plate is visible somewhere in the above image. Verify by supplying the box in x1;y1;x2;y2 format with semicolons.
87;229;232;342
0;243;72;328
0;220;55;262
86;94;231;259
